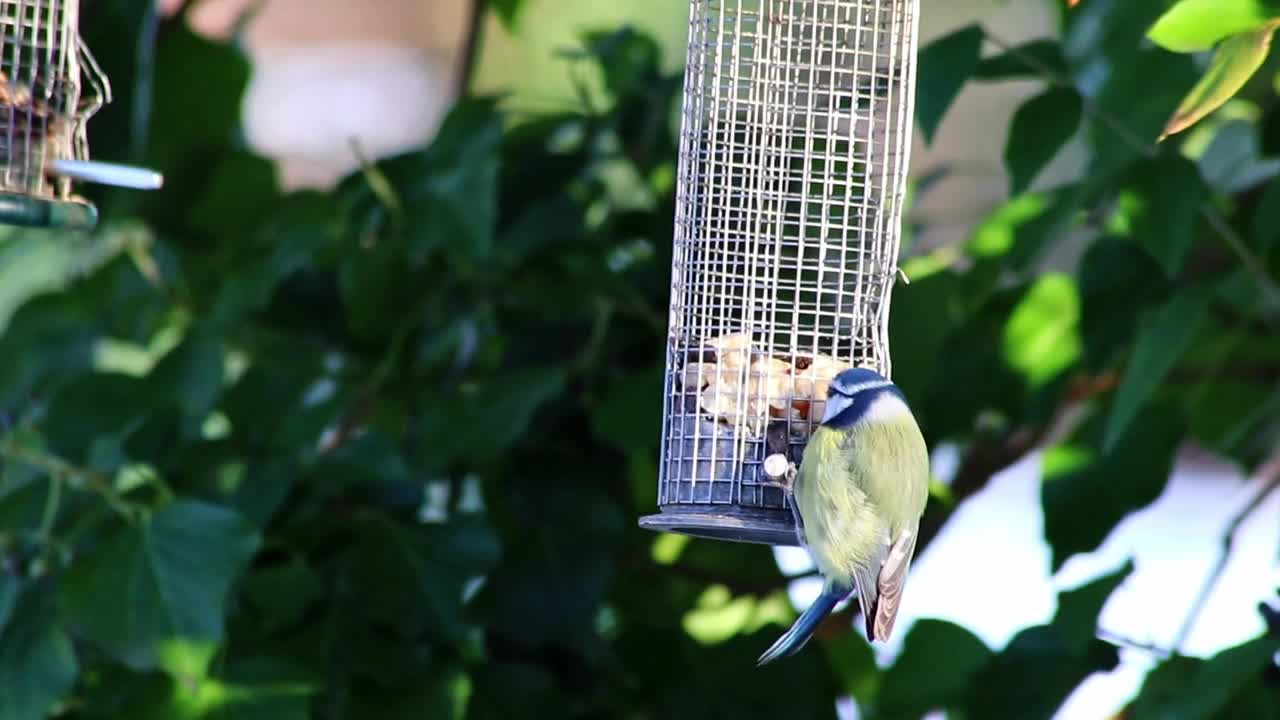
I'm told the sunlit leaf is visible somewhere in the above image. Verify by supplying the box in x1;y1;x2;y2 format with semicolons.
1148;0;1280;52
1160;25;1280;141
1004;274;1082;388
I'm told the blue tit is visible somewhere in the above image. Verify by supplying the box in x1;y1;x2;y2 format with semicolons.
758;367;930;665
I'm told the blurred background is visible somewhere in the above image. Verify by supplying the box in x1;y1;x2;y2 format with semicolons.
0;0;1277;719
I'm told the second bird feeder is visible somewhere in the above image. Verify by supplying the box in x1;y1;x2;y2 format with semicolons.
639;0;920;545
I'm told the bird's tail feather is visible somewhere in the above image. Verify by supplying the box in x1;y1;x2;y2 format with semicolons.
756;584;851;666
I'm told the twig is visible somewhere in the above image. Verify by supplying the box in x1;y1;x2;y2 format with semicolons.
1096;627;1174;659
1173;450;1280;651
456;0;487;97
0;440;138;522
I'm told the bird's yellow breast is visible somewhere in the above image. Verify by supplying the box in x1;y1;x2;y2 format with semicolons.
792;403;930;586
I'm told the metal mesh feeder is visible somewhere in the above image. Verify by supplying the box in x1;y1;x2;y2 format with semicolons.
0;0;162;231
639;0;920;546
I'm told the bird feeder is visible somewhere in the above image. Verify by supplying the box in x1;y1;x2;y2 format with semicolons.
639;0;920;545
0;0;162;231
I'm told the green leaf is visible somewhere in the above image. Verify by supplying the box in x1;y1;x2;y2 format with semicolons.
144;327;226;439
41;372;151;466
148;25;251;168
62;500;261;670
974;39;1069;81
1148;0;1280;52
1003;274;1082;388
242;560;323;633
966;624;1119;719
1077;238;1171;370
490;0;527;31
879;620;993;717
1160;25;1280;141
1042;405;1185;570
414;367;567;471
187;151;282;241
1250;176;1280;251
590;366;662;454
403;98;505;263
968;185;1083;271
1110;154;1210;277
822;632;880;708
1104;285;1213;451
1004;87;1083;195
915;25;984;145
1065;2;1199;179
0;581;78;720
0;226;132;336
1053;561;1134;656
350;514;500;642
1127;634;1280;718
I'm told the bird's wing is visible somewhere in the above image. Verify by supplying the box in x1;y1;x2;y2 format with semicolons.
854;526;890;641
869;523;918;641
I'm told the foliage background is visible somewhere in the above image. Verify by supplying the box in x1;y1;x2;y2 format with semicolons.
0;0;1278;718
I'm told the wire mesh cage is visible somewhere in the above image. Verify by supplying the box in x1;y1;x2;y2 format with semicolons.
639;0;920;545
0;0;160;230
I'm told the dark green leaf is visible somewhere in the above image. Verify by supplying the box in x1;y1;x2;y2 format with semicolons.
1077;238;1171;371
1104;285;1213;451
41;372;150;466
350;514;499;642
490;0;527;31
590;366;662;454
966;625;1119;719
879;620;993;717
405;98;505;263
975;39;1069;81
915;25;984;145
1053;561;1134;655
62;500;261;669
187;152;282;241
1250;176;1280;252
144;327;225;439
1128;634;1280;719
1005;87;1083;195
0;581;78;720
242;560;324;633
147;25;251;168
1043;405;1185;570
1112;154;1209;277
413;367;567;471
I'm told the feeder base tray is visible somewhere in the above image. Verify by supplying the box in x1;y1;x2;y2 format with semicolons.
639;505;799;546
0;192;97;231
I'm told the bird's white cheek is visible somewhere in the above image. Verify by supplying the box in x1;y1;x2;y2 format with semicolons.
863;394;911;423
820;394;853;424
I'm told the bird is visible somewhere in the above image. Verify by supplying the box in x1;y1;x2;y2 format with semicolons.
757;366;930;666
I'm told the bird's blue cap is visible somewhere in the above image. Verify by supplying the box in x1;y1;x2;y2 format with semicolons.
827;367;891;398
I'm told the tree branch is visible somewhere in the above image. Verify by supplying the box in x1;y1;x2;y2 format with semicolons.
1173;449;1280;651
456;0;487;97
